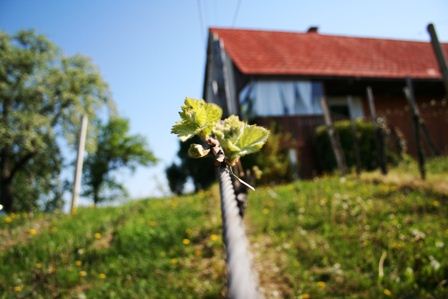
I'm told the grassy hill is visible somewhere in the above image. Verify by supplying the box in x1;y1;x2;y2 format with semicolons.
1;159;447;298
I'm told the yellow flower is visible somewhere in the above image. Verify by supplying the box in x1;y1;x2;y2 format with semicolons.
75;260;82;267
47;265;55;273
4;216;12;224
182;238;190;246
383;289;392;297
298;293;310;299
170;258;178;265
194;248;202;256
14;285;23;293
316;281;326;289
210;234;219;242
28;228;37;236
79;270;87;277
98;273;106;279
94;232;102;240
35;262;43;269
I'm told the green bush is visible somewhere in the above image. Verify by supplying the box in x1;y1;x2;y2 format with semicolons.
241;126;297;185
314;119;405;173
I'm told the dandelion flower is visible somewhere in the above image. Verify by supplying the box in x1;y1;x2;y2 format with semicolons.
3;216;12;224
210;234;219;242
75;260;82;267
79;270;87;277
35;262;43;269
317;281;326;289
194;248;202;256
14;285;23;293
98;273;106;279
94;233;102;240
383;289;392;297
182;238;190;246
299;293;310;299
170;258;177;265
28;228;37;236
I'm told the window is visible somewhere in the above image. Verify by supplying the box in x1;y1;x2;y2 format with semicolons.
239;80;324;118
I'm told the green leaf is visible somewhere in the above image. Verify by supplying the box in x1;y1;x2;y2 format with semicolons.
215;115;269;163
188;143;210;158
171;98;222;141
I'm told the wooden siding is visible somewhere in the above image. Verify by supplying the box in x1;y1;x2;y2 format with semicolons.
253;97;448;178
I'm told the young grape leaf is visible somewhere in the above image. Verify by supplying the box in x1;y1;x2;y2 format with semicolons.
215;115;269;163
171;98;222;141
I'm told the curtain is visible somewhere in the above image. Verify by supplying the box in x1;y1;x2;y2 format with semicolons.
239;80;324;118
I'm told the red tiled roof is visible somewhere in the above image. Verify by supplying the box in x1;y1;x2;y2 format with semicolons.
210;28;448;79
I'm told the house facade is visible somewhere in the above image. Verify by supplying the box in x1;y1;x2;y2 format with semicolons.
203;27;448;177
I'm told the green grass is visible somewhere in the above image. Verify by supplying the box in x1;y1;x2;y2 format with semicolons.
1;162;447;298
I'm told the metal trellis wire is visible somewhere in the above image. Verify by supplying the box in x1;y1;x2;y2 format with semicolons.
217;164;263;299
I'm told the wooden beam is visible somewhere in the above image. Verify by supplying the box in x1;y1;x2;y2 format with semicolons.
403;79;426;180
427;23;448;96
320;96;348;175
70;115;88;214
402;79;439;156
366;87;388;175
347;96;361;176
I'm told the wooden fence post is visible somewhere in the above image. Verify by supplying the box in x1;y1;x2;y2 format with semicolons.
427;23;448;96
320;96;348;175
366;87;388;175
403;79;426;180
347;96;361;176
70;115;88;214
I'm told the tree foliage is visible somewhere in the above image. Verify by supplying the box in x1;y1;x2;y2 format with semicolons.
83;117;157;205
0;30;111;212
165;136;216;195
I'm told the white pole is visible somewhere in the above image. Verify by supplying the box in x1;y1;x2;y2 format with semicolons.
70;115;88;214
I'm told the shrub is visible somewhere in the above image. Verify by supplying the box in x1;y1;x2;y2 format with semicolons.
241;125;297;185
314;119;405;173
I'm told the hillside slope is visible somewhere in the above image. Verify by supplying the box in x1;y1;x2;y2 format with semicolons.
1;170;447;298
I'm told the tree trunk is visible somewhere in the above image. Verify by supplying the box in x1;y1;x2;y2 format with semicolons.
0;179;14;212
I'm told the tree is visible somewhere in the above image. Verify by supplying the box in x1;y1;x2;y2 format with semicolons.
165;162;187;195
0;30;111;212
83;117;157;205
165;136;216;195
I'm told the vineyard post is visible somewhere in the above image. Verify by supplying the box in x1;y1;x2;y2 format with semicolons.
403;79;426;180
427;23;448;96
347;96;362;176
70;114;88;214
320;96;348;175
366;87;388;175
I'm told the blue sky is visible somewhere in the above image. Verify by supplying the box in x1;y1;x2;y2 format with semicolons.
1;0;447;200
